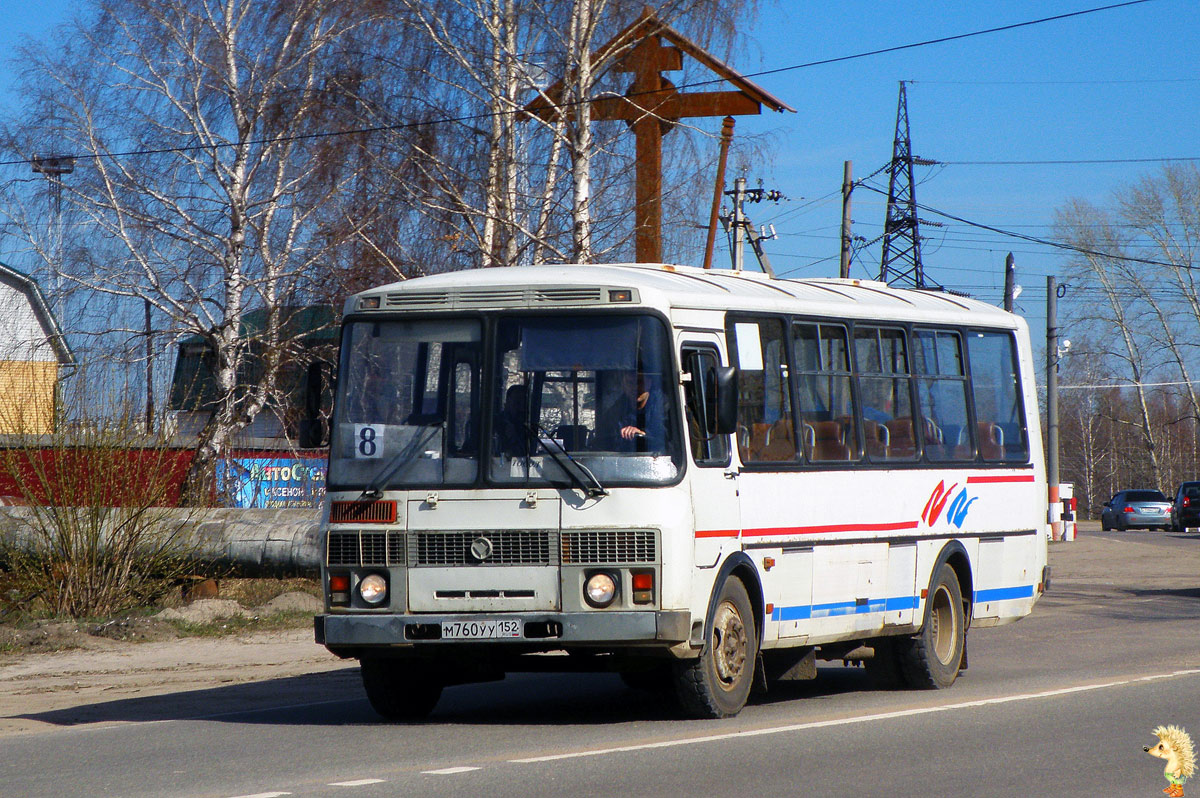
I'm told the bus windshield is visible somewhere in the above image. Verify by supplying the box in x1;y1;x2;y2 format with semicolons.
490;314;682;487
328;313;682;491
330;318;483;490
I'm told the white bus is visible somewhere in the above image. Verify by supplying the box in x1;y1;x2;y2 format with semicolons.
316;262;1048;719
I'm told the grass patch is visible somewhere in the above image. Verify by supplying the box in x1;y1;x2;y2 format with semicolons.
161;610;316;638
0;577;321;656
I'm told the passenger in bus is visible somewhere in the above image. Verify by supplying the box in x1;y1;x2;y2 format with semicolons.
496;384;530;457
595;370;664;451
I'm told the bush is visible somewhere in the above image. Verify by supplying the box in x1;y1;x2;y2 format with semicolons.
0;404;201;618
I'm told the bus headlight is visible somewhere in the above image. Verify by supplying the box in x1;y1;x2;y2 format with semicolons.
359;573;388;605
584;572;618;608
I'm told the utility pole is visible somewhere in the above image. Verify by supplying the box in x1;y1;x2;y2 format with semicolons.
746;223;777;278
1003;252;1016;312
1046;275;1061;540
145;298;154;433
731;177;745;272
703;117;736;270
724;178;784;275
840;160;853;279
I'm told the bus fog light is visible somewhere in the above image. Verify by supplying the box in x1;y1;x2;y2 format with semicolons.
359;574;388;605
584;572;618;607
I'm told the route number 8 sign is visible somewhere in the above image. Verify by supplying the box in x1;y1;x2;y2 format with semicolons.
353;424;384;458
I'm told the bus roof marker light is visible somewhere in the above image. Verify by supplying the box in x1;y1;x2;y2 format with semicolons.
360;296;380;310
608;289;633;303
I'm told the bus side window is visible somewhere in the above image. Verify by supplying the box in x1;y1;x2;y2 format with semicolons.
682;346;730;466
728;319;796;465
855;326;916;462
913;329;972;462
794;322;859;462
967;331;1029;462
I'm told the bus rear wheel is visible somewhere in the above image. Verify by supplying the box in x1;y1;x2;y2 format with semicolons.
673;577;756;719
897;563;966;689
360;657;444;721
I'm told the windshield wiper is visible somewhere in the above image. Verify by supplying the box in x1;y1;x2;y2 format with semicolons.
525;423;607;499
358;423;443;500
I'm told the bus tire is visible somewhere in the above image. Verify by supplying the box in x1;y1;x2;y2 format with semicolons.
360;657;443;721
898;563;966;689
673;577;756;719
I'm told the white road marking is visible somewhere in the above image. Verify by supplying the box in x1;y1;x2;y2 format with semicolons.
511;668;1200;764
227;793;292;798
330;779;387;787
422;766;482;775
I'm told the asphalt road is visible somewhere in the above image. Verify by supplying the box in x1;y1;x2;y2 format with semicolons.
7;524;1200;798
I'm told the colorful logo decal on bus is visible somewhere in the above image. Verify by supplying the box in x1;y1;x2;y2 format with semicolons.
922;480;978;529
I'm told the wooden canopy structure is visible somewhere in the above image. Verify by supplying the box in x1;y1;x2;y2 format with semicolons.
527;8;793;263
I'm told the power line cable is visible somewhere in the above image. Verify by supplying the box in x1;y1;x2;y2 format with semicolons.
0;0;1160;170
714;0;1158;83
856;183;1190;270
943;155;1200;166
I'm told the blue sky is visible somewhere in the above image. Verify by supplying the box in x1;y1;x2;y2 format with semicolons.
0;0;1196;327
738;0;1199;320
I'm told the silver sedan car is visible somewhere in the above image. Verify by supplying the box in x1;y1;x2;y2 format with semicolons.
1100;489;1173;531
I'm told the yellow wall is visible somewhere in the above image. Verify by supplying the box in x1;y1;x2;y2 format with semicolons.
0;360;57;434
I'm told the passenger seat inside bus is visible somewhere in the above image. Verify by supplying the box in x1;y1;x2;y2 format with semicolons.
745;420;797;462
920;417;945;459
858;418;889;459
811;420;851;461
976;421;1004;460
761;419;797;461
884;417;917;459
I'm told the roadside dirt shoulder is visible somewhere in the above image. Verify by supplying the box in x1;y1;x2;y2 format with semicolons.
0;625;350;737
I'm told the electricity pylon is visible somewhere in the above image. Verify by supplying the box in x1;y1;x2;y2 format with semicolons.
879;81;940;289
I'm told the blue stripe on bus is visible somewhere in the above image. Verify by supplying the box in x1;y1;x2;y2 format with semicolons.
769;585;1035;622
973;585;1035;602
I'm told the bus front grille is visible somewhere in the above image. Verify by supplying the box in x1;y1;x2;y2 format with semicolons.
411;531;557;566
331;529;659;567
327;531;406;566
561;530;658;564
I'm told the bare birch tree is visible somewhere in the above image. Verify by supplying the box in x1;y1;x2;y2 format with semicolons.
1055;165;1200;496
0;0;382;500
1055;198;1164;488
365;0;758;271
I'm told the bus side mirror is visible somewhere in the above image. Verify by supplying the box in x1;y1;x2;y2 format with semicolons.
713;366;738;435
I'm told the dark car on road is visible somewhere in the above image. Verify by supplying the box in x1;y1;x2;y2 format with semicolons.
1170;481;1200;532
1100;489;1173;531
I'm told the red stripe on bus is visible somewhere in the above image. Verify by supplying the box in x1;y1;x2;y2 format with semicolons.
694;521;919;539
695;528;740;538
967;474;1036;484
744;521;919;537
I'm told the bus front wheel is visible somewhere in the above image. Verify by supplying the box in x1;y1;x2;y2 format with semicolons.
360;656;444;721
673;577;757;719
898;563;966;689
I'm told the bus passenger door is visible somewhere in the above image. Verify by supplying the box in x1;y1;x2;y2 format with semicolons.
682;343;740;568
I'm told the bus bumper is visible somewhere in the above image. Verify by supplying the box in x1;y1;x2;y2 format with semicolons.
316;610;691;649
